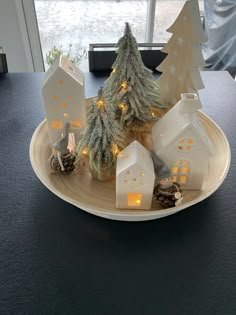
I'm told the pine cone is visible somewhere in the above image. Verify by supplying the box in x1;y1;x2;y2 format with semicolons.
154;183;182;209
50;151;76;174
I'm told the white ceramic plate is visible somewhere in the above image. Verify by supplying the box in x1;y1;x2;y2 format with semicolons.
29;112;231;221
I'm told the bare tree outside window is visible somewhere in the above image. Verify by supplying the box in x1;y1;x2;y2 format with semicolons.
34;0;204;70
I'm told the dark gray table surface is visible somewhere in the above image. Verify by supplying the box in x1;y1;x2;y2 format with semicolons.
0;71;236;315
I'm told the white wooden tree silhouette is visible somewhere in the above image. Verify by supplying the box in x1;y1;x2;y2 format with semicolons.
157;0;206;106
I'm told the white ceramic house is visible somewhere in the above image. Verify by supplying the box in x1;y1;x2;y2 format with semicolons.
116;141;155;209
42;55;86;146
152;93;214;190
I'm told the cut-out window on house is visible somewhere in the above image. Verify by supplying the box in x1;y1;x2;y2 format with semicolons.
172;166;179;174
61;102;68;108
70;120;82;129
171;160;190;184
50;120;63;129
177;138;194;152
128;192;142;207
180;176;187;184
182;167;189;174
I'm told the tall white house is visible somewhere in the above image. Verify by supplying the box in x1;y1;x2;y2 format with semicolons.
42;55;86;146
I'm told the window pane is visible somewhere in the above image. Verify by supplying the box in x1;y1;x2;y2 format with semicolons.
153;0;204;43
128;192;142;207
35;0;147;69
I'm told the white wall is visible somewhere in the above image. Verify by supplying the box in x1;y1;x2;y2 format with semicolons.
0;0;32;72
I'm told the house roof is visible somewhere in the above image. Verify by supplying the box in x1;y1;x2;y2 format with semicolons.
117;141;154;176
42;55;84;86
152;93;213;154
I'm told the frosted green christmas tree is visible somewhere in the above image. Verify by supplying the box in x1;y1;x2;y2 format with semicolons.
104;23;167;128
75;87;126;180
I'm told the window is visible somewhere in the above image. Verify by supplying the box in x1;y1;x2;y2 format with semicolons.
180;176;187;184
34;0;204;70
128;192;142;207
177;138;194;152
35;0;147;70
50;120;63;129
172;160;190;184
70;120;82;129
153;0;204;43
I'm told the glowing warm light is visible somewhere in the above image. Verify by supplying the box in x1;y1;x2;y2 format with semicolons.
176;160;181;165
151;110;156;118
61;102;68;108
121;81;128;90
172;167;179;174
58;80;63;85
81;147;89;156
63;113;69;118
180;176;187;184
177;139;193;151
119;103;127;111
112;144;120;156
182;167;189;174
53;95;59;100
140;172;144;177
97;99;104;109
70;120;82;128
50;120;63;129
183;160;189;165
111;68;116;74
128;192;142;207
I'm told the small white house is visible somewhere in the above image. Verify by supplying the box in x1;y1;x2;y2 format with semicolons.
152;93;214;190
42;55;86;146
116;141;155;209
